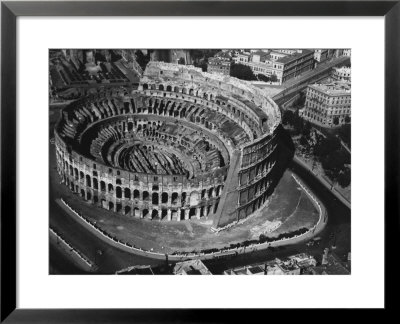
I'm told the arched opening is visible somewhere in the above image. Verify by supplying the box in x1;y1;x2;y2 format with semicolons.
181;192;187;205
100;181;105;191
189;208;196;218
87;191;92;201
189;89;194;95
124;205;131;215
161;209;168;220
182;88;187;94
208;188;214;198
143;191;149;201
159;84;164;91
80;171;84;180
116;186;122;199
174;86;179;93
213;201;219;213
133;190;140;199
152;209;159;219
142;209;149;218
201;189;207;199
74;168;79;180
124;188;131;199
152;192;159;205
93;178;98;190
143;83;148;90
133;207;140;217
109;201;114;211
80;189;86;199
161;192;168;204
171;192;178;205
116;203;122;213
108;183;114;193
180;209;185;220
166;85;172;92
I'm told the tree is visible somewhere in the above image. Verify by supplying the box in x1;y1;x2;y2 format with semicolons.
337;167;351;187
230;63;257;81
135;50;150;71
333;116;340;125
321;149;350;182
299;135;308;146
313;135;341;159
338;124;351;147
293;92;306;108
257;74;270;82
270;74;278;82
302;121;312;138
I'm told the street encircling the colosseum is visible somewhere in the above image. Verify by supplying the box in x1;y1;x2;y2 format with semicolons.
50;138;318;255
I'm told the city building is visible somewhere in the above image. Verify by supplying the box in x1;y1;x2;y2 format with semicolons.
115;265;154;275
173;259;212;275
223;253;315;275
314;49;330;65
270;49;315;84
288;253;317;268
223;264;265;275
207;57;231;76
332;66;351;82
300;80;351;127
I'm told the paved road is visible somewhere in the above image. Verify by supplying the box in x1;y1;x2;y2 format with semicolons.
50;156;350;274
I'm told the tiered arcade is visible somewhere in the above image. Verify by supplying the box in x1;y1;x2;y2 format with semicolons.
55;62;285;228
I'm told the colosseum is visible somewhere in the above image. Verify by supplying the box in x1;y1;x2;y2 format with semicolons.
54;62;290;231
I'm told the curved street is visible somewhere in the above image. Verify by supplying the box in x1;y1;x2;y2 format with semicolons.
50;155;350;274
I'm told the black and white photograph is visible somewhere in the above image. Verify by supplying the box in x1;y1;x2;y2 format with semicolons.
49;48;351;275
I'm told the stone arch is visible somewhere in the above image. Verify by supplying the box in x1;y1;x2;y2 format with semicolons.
143;191;149;201
108;183;114;193
161;192;168;204
124;188;131;199
100;181;106;191
152;209;159;219
166;85;172;92
124;205;131;215
115;186;122;199
109;201;114;211
171;192;178;204
133;189;140;199
143;83;148;90
85;175;91;187
142;208;149;218
152;192;159;205
93;178;98;190
181;192;187;205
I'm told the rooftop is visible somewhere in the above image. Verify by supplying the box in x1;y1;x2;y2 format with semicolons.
309;81;351;95
173;259;212;275
276;49;313;64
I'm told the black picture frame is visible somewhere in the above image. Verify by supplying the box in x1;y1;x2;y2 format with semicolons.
1;0;398;322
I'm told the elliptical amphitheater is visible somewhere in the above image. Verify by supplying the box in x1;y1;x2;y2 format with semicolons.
55;62;288;230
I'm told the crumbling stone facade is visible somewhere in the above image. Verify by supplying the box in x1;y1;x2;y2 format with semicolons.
55;62;285;228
